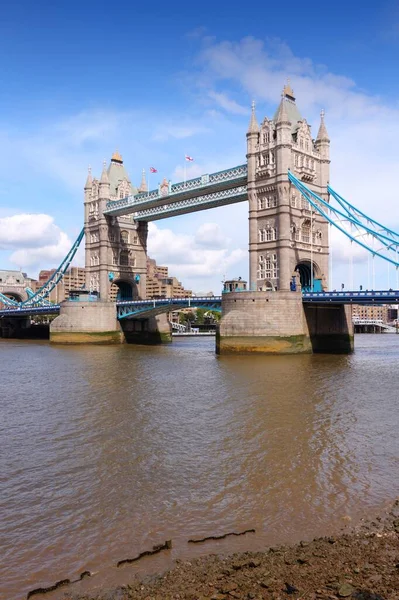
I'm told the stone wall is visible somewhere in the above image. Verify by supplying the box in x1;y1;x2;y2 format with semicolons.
217;291;354;355
217;291;312;354
50;301;123;344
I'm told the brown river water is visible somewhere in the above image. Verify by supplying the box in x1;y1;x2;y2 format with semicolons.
1;335;398;600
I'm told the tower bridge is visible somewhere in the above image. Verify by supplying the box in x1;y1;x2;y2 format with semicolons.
2;83;399;352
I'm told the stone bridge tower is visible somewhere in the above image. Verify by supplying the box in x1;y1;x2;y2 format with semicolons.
247;83;330;292
84;152;148;301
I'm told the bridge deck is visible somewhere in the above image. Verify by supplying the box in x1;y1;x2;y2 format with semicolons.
1;290;399;319
104;164;247;219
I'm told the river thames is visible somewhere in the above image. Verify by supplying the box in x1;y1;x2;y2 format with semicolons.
1;335;398;600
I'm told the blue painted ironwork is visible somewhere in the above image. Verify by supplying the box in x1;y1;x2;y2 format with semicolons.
302;290;399;304
288;171;399;268
117;296;222;319
0;305;60;317
133;186;248;221
21;228;84;308
0;292;19;307
104;164;247;218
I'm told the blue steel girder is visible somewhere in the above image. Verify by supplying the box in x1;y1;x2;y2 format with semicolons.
302;290;399;304
117;297;222;319
104;164;248;218
133;186;247;221
0;305;60;317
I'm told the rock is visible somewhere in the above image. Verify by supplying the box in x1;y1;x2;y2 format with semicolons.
284;582;299;594
337;583;355;597
248;559;261;568
221;583;238;593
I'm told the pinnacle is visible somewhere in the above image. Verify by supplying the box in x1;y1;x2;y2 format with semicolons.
100;160;109;184
84;166;92;189
316;109;329;142
275;96;291;125
247;100;260;134
139;168;147;192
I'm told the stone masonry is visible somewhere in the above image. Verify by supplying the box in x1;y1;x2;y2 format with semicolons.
247;83;330;293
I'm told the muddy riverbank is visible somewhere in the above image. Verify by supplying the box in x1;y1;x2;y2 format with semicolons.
66;502;399;600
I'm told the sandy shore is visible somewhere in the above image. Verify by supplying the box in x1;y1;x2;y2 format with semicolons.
67;501;399;600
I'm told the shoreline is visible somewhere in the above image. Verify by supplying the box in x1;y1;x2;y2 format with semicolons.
64;502;399;600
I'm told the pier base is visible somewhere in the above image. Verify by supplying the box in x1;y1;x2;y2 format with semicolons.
217;291;353;355
50;301;123;344
120;313;172;344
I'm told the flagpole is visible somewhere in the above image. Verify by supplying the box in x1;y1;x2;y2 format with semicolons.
184;153;186;187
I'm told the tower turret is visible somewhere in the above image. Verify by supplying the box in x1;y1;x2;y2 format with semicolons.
247;101;260;290
315;109;330;159
138;168;147;193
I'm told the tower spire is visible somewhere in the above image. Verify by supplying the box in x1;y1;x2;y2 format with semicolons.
275;95;291;125
138;168;147;193
316;109;329;141
84;166;92;189
247;100;259;134
100;159;109;183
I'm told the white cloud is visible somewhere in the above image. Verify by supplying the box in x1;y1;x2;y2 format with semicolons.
208;91;248;115
0;214;64;249
194;222;228;249
147;221;246;292
0;213;73;274
152;124;210;142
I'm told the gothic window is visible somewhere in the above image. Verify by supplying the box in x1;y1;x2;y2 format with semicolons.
121;230;129;244
305;141;309;151
90;253;99;266
263;131;270;144
109;230;116;242
301;197;309;210
120;250;130;266
294;154;298;167
258;197;265;210
266;195;277;208
300;139;303;148
264;153;270;165
258;255;266;280
119;188;124;199
259;229;266;242
112;253;118;266
265;253;278;279
301;221;311;243
133;235;138;245
265;227;277;241
291;194;297;208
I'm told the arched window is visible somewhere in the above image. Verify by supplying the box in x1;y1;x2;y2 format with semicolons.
259;229;266;242
120;250;129;266
258;255;266;280
121;230;129;244
301;221;311;243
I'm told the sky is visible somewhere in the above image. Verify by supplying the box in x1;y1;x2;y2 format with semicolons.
0;0;399;293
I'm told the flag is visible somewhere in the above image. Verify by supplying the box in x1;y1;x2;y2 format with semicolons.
150;167;157;173
185;155;194;162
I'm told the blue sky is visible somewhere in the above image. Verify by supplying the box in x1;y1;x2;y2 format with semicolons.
0;0;399;292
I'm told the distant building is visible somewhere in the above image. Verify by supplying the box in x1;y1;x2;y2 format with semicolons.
0;269;37;305
33;266;86;303
29;258;191;303
146;257;192;299
352;304;389;323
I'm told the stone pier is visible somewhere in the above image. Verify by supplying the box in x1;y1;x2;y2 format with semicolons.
216;291;353;355
50;301;123;344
